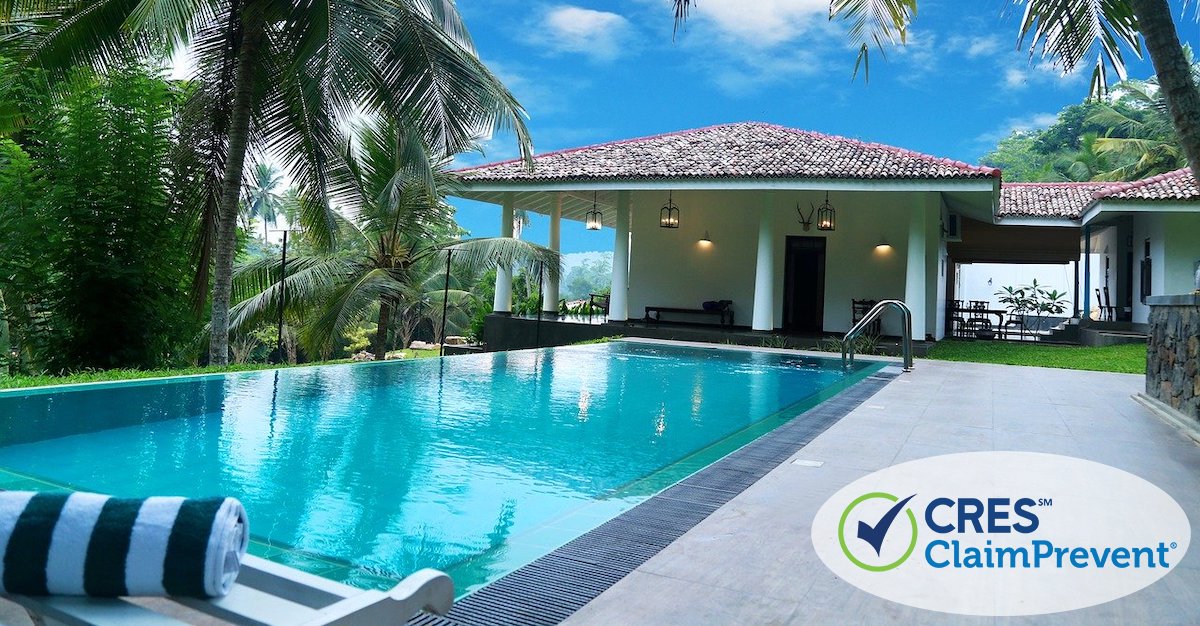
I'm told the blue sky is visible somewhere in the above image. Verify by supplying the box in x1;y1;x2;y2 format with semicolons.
449;0;1200;254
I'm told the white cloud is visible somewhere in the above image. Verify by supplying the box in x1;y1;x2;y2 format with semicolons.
945;35;1003;59
1002;60;1085;91
525;5;633;62
682;0;828;47
974;112;1060;146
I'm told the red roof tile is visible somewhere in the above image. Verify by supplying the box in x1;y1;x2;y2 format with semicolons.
1093;168;1199;201
456;122;1001;183
998;182;1112;220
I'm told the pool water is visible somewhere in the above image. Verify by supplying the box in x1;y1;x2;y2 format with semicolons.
0;341;880;592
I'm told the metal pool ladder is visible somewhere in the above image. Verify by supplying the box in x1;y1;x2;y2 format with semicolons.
842;299;914;372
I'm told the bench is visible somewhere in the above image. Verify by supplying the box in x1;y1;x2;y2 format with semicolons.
644;306;734;327
6;555;454;625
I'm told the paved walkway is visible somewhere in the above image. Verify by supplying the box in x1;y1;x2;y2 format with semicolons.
564;359;1200;625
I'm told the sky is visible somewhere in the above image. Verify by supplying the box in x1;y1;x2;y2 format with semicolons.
446;0;1200;254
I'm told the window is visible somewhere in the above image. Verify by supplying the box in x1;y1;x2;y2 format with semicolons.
1140;238;1152;304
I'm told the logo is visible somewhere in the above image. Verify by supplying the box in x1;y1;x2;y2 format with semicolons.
838;492;918;571
811;452;1191;616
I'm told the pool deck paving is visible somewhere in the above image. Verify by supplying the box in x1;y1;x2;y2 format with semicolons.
563;358;1200;625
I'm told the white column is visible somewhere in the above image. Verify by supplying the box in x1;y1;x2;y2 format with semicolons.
543;194;562;314
904;198;928;340
752;192;776;331
493;193;514;313
609;190;631;321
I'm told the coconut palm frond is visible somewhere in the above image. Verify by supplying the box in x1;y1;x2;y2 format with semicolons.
1017;0;1141;96
443;237;562;286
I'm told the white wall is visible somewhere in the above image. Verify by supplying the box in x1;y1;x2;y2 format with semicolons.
1125;212;1200;324
1163;213;1200;294
957;263;1076;310
626;189;924;336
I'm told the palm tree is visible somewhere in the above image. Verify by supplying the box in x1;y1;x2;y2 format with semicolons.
244;162;285;241
672;0;1200;185
0;1;532;366
1087;61;1196;179
228;119;558;361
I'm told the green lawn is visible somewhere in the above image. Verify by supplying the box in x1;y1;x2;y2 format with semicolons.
0;349;442;391
925;340;1146;374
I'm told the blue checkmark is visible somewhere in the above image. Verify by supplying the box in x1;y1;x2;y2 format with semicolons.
857;494;916;556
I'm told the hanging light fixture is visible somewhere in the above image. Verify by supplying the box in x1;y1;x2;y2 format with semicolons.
813;192;836;231
585;191;603;231
660;191;680;229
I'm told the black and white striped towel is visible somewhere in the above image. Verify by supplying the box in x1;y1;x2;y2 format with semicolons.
0;491;248;598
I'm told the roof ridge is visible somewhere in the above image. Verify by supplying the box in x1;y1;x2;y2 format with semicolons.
450;121;750;174
1003;181;1111;188
454;121;1002;179
1092;167;1192;199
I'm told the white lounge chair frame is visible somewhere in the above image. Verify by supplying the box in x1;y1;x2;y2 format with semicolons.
4;555;454;626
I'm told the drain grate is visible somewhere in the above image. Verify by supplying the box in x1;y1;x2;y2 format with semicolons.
410;368;897;625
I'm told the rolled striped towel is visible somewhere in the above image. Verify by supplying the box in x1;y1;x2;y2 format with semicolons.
0;491;248;598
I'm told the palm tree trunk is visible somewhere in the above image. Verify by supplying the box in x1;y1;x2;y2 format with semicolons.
208;21;265;366
374;299;392;361
1131;0;1200;183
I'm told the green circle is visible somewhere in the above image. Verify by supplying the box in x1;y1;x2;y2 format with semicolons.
837;492;919;572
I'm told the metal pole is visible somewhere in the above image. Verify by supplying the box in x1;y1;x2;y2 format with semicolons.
535;262;544;349
276;230;289;364
439;250;452;357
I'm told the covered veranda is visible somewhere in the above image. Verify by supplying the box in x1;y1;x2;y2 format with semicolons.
452;122;1001;347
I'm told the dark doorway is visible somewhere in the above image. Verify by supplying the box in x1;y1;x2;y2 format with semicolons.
783;236;826;333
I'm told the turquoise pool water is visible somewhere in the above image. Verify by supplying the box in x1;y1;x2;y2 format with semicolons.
0;341;879;592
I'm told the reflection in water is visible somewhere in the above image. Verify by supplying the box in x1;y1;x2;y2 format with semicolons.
0;343;863;590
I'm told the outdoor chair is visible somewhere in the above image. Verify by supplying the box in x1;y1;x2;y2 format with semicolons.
6;555;454;626
1094;288;1117;321
1000;317;1026;340
588;293;610;320
966;318;994;340
949;299;969;338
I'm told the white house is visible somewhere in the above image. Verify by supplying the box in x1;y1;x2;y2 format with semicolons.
454;122;1003;341
452;122;1200;341
995;169;1200;327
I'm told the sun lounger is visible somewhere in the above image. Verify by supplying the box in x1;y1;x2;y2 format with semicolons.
5;555;454;626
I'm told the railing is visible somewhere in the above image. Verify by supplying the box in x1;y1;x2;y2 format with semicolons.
842;299;914;372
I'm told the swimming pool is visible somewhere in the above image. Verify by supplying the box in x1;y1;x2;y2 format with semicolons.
0;341;881;593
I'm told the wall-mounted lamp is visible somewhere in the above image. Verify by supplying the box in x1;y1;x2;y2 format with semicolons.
699;230;712;246
585;191;603;231
660;191;680;228
875;237;892;251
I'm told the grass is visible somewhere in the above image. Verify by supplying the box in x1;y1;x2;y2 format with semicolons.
0;349;443;391
926;340;1146;374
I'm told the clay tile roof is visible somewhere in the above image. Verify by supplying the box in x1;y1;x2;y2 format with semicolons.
455;122;1001;183
1093;167;1200;202
998;182;1112;220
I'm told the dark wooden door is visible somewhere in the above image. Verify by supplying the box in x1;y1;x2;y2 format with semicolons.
783;236;826;333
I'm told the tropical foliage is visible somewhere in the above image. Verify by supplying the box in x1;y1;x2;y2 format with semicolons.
0;0;532;365
995;280;1071;338
982;61;1194;181
227;119;559;361
0;62;199;373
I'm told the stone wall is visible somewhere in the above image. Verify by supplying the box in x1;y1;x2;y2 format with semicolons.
1147;294;1200;419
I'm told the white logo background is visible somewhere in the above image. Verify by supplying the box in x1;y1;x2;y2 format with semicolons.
811;452;1192;616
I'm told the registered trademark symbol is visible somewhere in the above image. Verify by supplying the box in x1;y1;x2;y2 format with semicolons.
1172;542;1178;549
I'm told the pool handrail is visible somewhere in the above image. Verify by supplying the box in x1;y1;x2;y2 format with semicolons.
842;299;914;372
